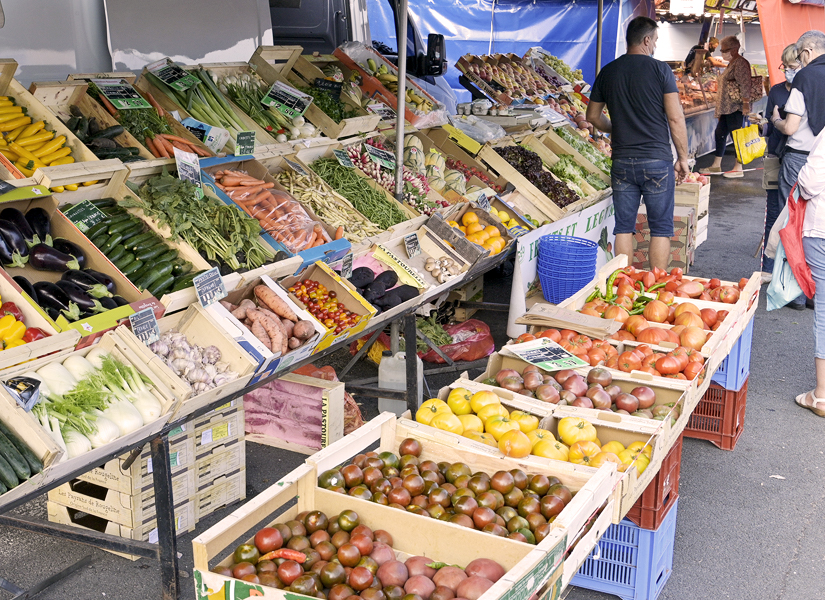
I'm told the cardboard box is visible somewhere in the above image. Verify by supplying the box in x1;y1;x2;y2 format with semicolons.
633;206;696;272
192;405;245;454
194;467;247;522
195;438;246;487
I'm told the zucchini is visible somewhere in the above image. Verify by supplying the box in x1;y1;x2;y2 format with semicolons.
157;249;179;263
172;261;193;276
108;218;141;235
0;453;17;489
122;259;144;277
0;480;6;494
0;430;30;481
105;212;132;226
0;421;42;474
65;116;80;131
126;231;159;251
136;244;169;262
130;262;154;280
106;244;126;262
93;148;136;160
91;197;116;208
171;270;204;292
119;223;145;243
90;232;109;248
90;125;125;140
135;261;175;290
148;273;176;297
100;233;123;255
116;253;137;271
85;221;111;239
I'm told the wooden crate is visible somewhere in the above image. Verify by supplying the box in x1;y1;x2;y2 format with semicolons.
194;467;247;522
193;456;566;600
250;48;382;140
539;127;611;185
0;59;98;173
29;80;154;161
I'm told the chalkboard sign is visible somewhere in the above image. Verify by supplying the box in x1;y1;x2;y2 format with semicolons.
333;149;354;168
314;78;344;95
62;200;108;233
404;233;422;258
341;252;353;279
365;144;395;170
129;307;160;346
173;147;203;195
235;131;256;156
194;267;227;308
92;79;152;110
146;58;200;92
261;80;313;119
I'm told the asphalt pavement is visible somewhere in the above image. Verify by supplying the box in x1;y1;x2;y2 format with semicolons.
2;152;824;600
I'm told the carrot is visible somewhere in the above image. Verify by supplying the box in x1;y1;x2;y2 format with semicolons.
99;94;119;118
254;285;298;321
334;226;344;240
170;140;195;153
189;143;213;157
145;136;162;158
155;135;175;156
238;179;267;186
150;136;169;158
158;133;196;145
145;91;164;117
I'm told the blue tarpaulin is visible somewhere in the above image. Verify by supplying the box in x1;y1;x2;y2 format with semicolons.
367;0;655;102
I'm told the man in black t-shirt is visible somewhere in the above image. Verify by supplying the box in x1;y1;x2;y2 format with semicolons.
586;16;688;271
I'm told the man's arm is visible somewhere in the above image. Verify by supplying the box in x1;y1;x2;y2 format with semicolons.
773;106;802;136
664;92;689;182
586;101;612;134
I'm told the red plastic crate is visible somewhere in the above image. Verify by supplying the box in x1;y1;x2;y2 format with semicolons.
625;434;683;530
685;377;748;450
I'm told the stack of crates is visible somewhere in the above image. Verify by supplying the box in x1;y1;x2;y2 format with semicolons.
45;401;246;559
686;319;753;450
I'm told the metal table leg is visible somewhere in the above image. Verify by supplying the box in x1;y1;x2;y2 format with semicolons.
151;436;180;600
0;554;93;599
405;313;420;414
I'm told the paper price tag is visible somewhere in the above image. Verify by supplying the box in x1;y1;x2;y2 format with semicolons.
235;131;256;156
173;147;203;196
146;59;200;92
314;77;344;95
366;103;397;123
200;428;213;446
404;233;422;258
213;422;229;441
341;252;353;279
129;307;160;346
476;193;491;212
147;457;153;474
61;200;108;232
500;338;589;370
333;149;354;168
181;117;229;153
261;80;313;119
91;79;151;110
284;158;308;176
365;143;395;170
169;451;180;468
193;267;227;308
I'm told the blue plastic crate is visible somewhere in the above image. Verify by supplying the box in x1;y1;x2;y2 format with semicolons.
571;499;678;600
711;318;754;390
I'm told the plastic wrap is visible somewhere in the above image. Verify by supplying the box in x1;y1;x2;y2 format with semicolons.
450;115;508;144
417;319;495;363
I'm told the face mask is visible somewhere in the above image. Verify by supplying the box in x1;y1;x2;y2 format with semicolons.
785;68;797;83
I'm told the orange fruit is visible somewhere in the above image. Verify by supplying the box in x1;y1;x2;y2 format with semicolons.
459;226;467;234
447;220;460;228
466;223;484;235
484;225;499;237
461;212;479;227
468;233;485;244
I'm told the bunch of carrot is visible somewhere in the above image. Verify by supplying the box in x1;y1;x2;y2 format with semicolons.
212;170;344;253
145;133;211;159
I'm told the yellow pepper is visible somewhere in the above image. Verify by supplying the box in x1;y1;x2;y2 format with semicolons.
4;339;25;350
0;315;26;345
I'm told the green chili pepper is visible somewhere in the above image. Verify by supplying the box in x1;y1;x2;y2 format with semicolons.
647;282;667;292
629;306;647;315
605;270;621;301
586;288;603;303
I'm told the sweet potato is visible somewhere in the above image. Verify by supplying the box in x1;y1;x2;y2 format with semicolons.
254;285;298;322
281;318;294;339
293;320;316;340
251;320;271;350
220;300;238;312
231;298;257;320
288;337;302;349
247;307;284;353
257;307;289;354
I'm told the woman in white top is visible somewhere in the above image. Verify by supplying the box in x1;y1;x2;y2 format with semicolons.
797;127;825;416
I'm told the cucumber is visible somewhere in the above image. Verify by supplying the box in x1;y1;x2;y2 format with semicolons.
114;252;136;270
104;212;132;226
93;148;136;160
90;232;109;248
172;261;193;276
122;259;144;277
156;249;179;263
106;244;126;263
171;271;204;292
0;430;30;481
85;221;111;239
0;479;6;494
129;262;154;281
0;422;42;474
136;244;169;262
148;273;176;297
90;125;124;140
126;232;159;251
100;233;124;255
0;453;17;489
108;218;141;235
135;261;175;290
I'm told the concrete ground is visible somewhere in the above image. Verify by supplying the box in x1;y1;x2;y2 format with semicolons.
2;151;824;600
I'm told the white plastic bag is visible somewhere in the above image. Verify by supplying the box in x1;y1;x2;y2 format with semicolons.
767;211;803;310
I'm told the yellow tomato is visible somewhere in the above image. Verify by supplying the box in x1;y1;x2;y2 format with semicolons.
430;412;464;435
415;399;451;425
457;413;484;433
485;416;521;441
508;410;539;433
447;388;473;415
568;441;602;466
532;439;569;462
600;441;626;455
498;429;532;458
527;428;555;448
477;402;509;424
470;390;501;413
463;430;498;447
618;449;651;474
557;416;598;446
589;451;623;469
627;441;653;459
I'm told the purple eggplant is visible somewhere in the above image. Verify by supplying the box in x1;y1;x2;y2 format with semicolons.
0;208;36;246
82;269;116;294
25;208;52;247
52;239;86;269
61;270;112;298
29;244;80;272
98;296;118;310
0;230;25;268
13;276;38;304
32;281;81;322
55;280;106;314
0;219;29;265
112;295;129;307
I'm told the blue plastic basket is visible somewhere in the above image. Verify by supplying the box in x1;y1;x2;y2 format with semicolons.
711;318;754;390
571;499;678;600
539;235;598;262
538;272;594;304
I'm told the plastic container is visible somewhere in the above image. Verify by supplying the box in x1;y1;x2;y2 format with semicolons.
537;235;598;304
378;351;423;416
684;377;748;450
711;318;753;390
571;499;678;600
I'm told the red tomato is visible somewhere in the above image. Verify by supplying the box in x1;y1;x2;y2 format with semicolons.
516;333;536;343
559;329;578;341
618;351;642;372
708;278;721;289
683;362;704;380
670;267;683;279
738;277;749;290
655;355;683;375
538;329;561;342
669;348;690;370
642;353;659;369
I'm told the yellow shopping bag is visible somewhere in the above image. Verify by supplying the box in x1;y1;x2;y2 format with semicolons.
732;124;766;165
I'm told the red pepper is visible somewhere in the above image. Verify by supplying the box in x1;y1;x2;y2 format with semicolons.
259;549;307;563
22;327;49;343
1;302;25;323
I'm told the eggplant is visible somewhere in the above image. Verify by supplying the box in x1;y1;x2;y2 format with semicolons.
112;295;129;307
52;239;86;269
55;280;106;314
13;276;38;304
98;296;118;310
32;281;81;322
25;208;52;247
82;269;116;294
61;270;112;298
0;220;29;265
0;231;25;268
0;208;36;246
29;244;80;272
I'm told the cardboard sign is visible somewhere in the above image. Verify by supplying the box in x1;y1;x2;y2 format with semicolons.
314;78;344;95
261;80;313;119
181;117;229;153
194;267;227;308
62;200;108;233
173;147;203;195
365;143;395;170
500;338;589;370
404;232;422;258
341;252;353;279
476;193;491;212
366;103;397;123
146;59;200;92
129;307;160;346
333;149;354;168
284;158;308;177
91;79;152;110
235;131;256;156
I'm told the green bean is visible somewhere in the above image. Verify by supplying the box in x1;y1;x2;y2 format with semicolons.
311;158;407;230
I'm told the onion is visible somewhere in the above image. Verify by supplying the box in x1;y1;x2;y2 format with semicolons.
677;281;704;298
679;326;707;351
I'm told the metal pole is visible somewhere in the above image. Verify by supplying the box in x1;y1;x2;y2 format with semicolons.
151;436;180;600
596;0;604;76
394;0;408;203
404;313;420;414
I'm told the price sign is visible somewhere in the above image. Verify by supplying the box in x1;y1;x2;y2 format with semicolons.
365;144;395;170
194;267;227;308
173;146;203;197
235;131;256;156
333;149;354;168
129;307;160;346
314;78;344;95
261;80;313;119
404;232;422;258
366;103;397;123
181;117;229;153
62;200;108;232
146;58;200;92
341;252;353;279
3;377;42;412
91;79;152;110
501;338;589;371
476;193;491;212
284;158;308;176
